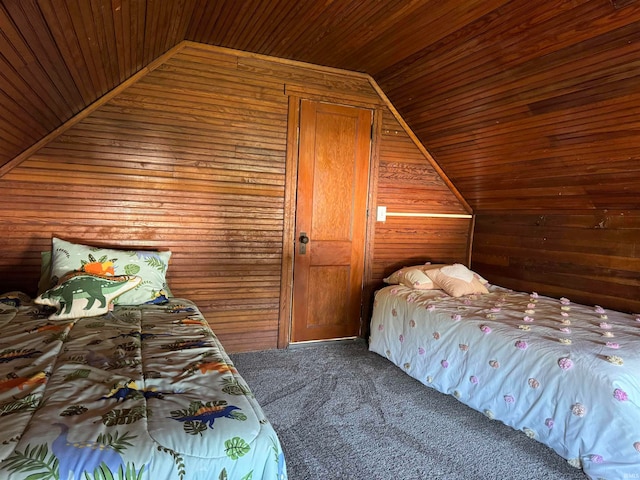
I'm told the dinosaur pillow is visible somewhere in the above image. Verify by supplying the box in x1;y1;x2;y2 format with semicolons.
48;237;172;305
35;273;142;320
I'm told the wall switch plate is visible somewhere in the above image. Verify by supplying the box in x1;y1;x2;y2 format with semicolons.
376;206;387;222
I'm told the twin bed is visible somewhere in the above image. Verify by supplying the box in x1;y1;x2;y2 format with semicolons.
0;237;286;480
4;234;638;480
369;263;640;480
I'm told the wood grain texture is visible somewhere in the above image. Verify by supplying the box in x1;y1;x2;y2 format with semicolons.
472;213;640;314
291;101;371;342
379;1;640;216
0;44;468;352
1;1;639;318
361;110;472;337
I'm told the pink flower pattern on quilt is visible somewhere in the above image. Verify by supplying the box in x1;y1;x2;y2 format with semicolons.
369;284;640;479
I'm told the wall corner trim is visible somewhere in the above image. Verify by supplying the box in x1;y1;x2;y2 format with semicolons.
0;41;189;179
366;75;472;214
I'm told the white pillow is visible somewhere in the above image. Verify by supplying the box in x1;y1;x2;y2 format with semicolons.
440;264;474;282
426;267;489;297
383;264;444;290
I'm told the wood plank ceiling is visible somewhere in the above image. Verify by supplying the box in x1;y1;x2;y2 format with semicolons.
1;0;640;214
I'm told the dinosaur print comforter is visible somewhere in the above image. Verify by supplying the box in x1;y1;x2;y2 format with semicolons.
369;285;640;480
0;293;287;480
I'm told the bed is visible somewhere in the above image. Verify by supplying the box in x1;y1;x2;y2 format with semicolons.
0;237;287;480
368;263;640;480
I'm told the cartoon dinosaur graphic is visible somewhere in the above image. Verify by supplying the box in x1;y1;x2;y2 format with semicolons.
161;339;210;351
170;403;241;428
52;422;124;480
37;274;141;316
100;380;176;402
146;290;170;304
0;371;47;392
172;316;206;326
0;348;42;363
82;259;115;276
180;361;238;379
197;361;237;375
108;331;170;341
166;304;196;314
27;321;71;334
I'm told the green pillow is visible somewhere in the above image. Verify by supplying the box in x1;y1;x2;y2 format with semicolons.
38;250;55;295
49;237;172;305
35;273;141;320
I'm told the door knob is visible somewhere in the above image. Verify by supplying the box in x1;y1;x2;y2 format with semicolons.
299;232;309;254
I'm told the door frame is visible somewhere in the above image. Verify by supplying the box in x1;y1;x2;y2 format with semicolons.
277;96;382;348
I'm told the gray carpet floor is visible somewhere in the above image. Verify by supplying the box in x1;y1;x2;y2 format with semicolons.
230;339;588;480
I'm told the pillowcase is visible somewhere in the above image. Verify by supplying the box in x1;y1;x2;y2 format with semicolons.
400;269;436;290
439;263;490;285
48;237;172;305
426;265;489;297
35;273;141;320
383;264;445;290
440;263;474;282
38;250;55;295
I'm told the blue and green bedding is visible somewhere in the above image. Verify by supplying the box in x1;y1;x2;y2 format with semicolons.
369;285;640;480
0;294;286;480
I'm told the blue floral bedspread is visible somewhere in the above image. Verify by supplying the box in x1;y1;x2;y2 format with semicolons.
369;285;640;480
0;294;286;480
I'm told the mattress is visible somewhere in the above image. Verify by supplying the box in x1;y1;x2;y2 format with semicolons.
369;284;640;480
0;293;287;480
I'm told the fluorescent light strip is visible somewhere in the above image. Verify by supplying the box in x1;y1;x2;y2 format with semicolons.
385;212;473;219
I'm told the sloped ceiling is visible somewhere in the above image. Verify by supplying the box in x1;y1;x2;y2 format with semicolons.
2;0;640;213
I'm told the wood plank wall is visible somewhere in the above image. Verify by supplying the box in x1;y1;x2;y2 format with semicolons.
356;0;640;318
472;212;640;315
361;109;472;334
0;42;469;352
367;111;471;279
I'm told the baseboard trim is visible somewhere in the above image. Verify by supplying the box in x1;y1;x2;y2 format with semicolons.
287;336;362;349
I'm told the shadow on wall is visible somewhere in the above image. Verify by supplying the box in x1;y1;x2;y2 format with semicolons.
1;236;44;296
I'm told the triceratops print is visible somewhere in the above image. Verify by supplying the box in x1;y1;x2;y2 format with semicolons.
169;400;246;435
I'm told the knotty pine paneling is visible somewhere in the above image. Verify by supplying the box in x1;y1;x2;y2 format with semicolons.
0;43;469;352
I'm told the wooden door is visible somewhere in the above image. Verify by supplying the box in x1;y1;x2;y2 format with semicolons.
291;100;372;342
